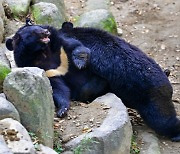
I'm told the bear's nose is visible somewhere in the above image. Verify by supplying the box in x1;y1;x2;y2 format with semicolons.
43;29;51;37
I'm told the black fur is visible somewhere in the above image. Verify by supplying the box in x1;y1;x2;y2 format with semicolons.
60;22;180;141
6;22;180;141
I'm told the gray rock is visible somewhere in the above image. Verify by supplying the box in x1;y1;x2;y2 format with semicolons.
0;96;20;121
139;131;161;154
3;67;55;148
75;9;117;34
32;2;65;29
1;42;16;68
3;0;31;19
0;93;5;97
0;44;10;68
0;0;5;43
0;0;5;19
4;50;16;69
32;0;66;20
0;118;36;154
117;28;123;36
4;19;24;37
65;93;132;154
0;17;4;43
37;144;58;154
0;135;13;154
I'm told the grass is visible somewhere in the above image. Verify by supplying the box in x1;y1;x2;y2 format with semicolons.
28;132;41;151
73;137;98;154
130;133;140;154
53;131;63;154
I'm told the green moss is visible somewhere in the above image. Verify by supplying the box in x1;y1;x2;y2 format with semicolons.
73;137;99;154
74;10;117;35
31;6;58;27
0;65;11;81
11;5;29;19
53;131;63;154
0;64;10;92
32;6;53;25
130;134;140;154
101;16;117;35
32;7;42;24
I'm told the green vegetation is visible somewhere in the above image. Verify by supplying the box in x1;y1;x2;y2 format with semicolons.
11;5;28;19
0;64;10;91
73;137;98;154
101;16;117;35
130;134;140;154
29;132;41;151
53;131;63;154
0;64;10;81
54;144;63;154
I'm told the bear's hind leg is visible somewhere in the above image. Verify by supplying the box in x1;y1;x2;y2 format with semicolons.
138;102;180;141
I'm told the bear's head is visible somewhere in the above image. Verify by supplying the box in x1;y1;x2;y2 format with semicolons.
6;25;51;52
6;24;52;67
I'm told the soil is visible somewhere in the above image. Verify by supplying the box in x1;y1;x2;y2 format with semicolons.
63;0;180;153
53;101;108;149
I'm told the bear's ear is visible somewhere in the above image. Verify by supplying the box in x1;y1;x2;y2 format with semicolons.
6;39;14;51
62;22;73;30
26;18;33;26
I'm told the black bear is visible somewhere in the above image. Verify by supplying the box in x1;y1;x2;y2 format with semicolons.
6;21;180;141
59;22;180;141
6;21;109;118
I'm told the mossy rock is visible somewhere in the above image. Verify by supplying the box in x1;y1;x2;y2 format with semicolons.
0;64;11;92
74;9;117;35
31;2;65;29
3;0;31;19
32;0;67;20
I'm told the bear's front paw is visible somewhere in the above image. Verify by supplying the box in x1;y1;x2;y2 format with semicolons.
57;107;68;118
72;46;91;69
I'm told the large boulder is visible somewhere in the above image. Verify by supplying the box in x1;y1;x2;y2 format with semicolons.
32;0;66;20
32;2;65;29
65;93;132;154
75;9;117;34
2;0;31;19
3;67;54;148
37;144;58;154
0;95;20;121
0;135;13;154
0;118;36;154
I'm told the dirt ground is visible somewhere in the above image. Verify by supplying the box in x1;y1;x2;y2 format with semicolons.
64;0;180;153
54;101;108;145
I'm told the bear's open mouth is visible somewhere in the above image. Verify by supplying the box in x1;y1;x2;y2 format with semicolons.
40;37;50;44
40;29;51;44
